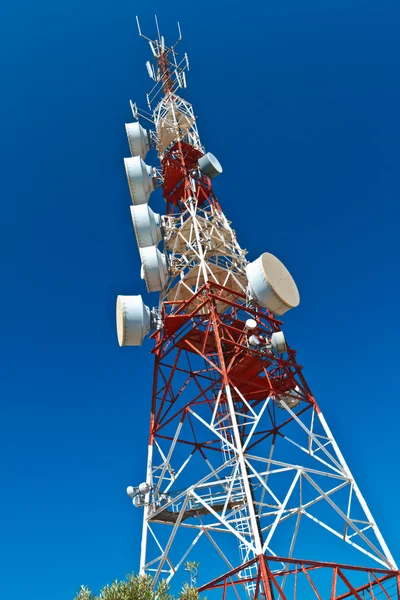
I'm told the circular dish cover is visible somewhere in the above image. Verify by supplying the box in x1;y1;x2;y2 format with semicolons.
261;253;299;306
125;122;149;159
247;252;300;315
139;246;168;293
116;294;150;346
245;318;257;330
124;156;156;205
271;331;287;354
198;152;223;178
131;204;162;248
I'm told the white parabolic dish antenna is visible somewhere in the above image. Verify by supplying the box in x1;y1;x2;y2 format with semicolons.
131;205;163;248
198;152;223;179
116;295;150;346
246;252;300;316
271;331;287;354
140;246;168;293
124;156;157;205
125;122;150;159
275;385;302;410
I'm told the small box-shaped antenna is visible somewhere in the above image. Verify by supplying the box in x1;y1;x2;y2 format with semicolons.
146;61;155;80
149;41;158;57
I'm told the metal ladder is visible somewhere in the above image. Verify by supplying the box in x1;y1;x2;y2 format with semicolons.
219;420;258;597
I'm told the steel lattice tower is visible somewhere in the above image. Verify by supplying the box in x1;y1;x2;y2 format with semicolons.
116;18;399;600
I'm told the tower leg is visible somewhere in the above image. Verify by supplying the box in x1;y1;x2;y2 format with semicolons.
259;556;276;600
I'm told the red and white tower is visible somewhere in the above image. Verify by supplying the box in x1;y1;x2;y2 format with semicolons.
117;19;399;599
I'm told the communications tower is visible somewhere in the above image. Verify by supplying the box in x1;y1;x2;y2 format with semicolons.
116;18;399;599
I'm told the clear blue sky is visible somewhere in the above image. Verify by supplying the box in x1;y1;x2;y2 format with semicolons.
0;0;399;598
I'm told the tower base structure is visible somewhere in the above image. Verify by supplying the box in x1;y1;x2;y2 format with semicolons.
137;283;398;597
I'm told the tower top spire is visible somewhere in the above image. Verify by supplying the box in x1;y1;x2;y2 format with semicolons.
136;15;182;54
135;16;189;105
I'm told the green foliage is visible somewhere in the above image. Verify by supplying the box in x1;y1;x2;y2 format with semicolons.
178;582;199;600
74;587;95;600
183;562;199;587
73;572;187;600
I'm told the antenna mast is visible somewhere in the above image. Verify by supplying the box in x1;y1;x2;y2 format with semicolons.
116;17;399;599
